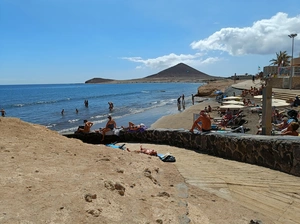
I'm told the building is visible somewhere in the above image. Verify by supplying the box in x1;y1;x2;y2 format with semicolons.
262;56;300;89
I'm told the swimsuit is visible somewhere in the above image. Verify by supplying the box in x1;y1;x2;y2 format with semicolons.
107;123;115;130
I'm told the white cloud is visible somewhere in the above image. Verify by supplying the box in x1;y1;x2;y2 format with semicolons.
122;53;221;70
190;12;300;55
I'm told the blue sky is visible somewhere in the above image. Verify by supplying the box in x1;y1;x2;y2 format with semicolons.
0;0;299;84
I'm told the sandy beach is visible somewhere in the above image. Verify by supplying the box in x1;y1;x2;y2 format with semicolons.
0;79;291;223
151;79;260;135
0;117;267;224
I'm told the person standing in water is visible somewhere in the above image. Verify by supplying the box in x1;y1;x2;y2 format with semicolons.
192;94;195;105
108;102;114;111
182;94;185;110
1;108;6;117
177;96;181;111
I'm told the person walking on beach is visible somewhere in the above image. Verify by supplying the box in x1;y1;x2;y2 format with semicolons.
1;108;6;117
182;94;185;110
177;96;181;111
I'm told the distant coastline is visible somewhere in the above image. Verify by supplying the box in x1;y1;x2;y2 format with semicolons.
85;77;225;84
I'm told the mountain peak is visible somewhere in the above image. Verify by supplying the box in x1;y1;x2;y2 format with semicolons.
145;63;213;79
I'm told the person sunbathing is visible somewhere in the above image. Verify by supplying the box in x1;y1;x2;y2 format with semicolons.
100;115;116;141
76;120;93;133
190;110;211;133
128;145;157;156
280;122;299;136
122;122;145;131
272;117;289;131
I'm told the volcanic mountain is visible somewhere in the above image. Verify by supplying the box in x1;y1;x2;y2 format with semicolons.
145;63;213;80
85;63;215;83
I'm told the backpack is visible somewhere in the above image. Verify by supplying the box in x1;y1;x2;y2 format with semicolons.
162;155;176;162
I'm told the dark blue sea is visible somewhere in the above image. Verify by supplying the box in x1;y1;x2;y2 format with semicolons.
0;83;203;133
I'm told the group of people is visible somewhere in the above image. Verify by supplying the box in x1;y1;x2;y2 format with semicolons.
242;98;255;106
76;115;116;141
241;85;263;97
76;115;147;141
255;109;299;136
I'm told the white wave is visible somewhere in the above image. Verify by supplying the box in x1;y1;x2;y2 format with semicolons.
58;126;77;134
14;104;24;107
46;123;56;128
68;119;79;123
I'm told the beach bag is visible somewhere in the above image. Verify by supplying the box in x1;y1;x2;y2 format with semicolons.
162;155;176;162
287;110;298;118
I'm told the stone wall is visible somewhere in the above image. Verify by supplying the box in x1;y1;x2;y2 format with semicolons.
64;129;300;177
122;129;300;177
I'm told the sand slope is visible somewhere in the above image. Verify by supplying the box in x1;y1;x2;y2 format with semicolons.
0;118;265;223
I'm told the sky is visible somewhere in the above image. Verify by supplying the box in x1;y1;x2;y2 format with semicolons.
0;0;300;84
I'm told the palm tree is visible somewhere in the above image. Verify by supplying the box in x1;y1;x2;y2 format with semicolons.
269;51;291;67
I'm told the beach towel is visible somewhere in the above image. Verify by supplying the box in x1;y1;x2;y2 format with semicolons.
157;153;176;162
105;143;126;150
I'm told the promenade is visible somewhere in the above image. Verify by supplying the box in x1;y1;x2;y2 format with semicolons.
160;145;300;224
232;79;300;99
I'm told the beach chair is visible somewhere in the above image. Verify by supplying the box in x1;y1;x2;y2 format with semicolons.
214;110;244;128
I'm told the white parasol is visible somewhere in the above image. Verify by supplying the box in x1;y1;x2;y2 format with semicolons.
271;99;290;107
222;100;244;105
223;96;242;101
220;104;245;109
260;98;290;107
254;95;274;99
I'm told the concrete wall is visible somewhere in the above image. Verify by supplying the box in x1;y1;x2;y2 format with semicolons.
65;129;300;177
271;77;300;89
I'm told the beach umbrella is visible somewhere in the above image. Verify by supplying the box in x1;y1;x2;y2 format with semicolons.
271;99;290;107
223;96;242;100
260;98;290;107
254;95;274;99
220;104;245;109
215;90;223;95
222;100;244;105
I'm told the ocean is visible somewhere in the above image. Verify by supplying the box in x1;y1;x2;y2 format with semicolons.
0;82;204;134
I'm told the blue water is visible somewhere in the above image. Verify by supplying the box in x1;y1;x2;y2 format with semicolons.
0;83;203;133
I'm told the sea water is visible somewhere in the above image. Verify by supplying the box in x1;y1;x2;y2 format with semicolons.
0;83;203;133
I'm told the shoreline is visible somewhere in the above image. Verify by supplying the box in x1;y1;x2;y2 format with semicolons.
150;79;260;134
150;79;241;129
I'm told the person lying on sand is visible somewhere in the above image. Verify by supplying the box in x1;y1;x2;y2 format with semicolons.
127;145;157;156
122;122;146;131
281;122;299;136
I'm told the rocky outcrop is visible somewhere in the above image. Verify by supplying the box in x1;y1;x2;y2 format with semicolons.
85;78;115;84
